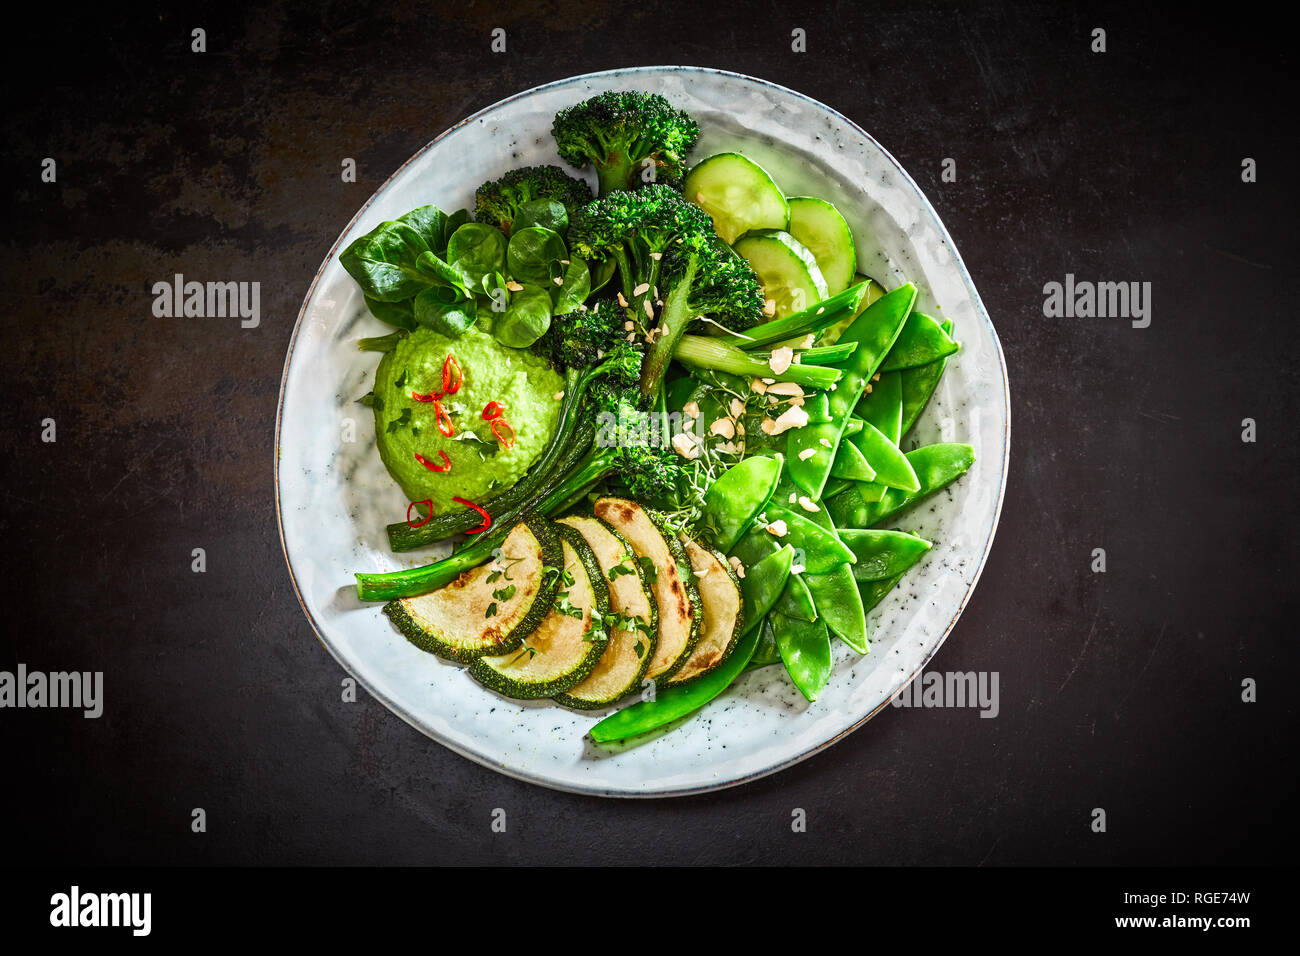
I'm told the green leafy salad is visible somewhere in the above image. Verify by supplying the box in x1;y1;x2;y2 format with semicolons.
342;90;975;743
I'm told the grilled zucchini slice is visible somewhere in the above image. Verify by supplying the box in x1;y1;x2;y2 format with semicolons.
468;523;610;699
553;515;659;709
666;537;744;686
383;516;561;663
593;497;702;683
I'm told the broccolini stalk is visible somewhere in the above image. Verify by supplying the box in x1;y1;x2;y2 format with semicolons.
356;415;678;602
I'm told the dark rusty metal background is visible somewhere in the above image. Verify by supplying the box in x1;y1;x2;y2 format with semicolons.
0;2;1295;864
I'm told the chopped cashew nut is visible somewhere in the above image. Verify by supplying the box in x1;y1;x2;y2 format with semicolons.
770;404;810;435
765;381;805;397
671;432;701;460
797;448;817;461
788;492;798;503
632;282;650;297
769;347;794;375
765;519;789;537
728;555;745;578
751;378;768;395
728;398;745;419
506;280;524;292
762;298;777;316
798;495;819;513
760;417;777;435
553;391;565;401
818;437;832;447
682;401;700;418
709;418;735;438
791;564;806;575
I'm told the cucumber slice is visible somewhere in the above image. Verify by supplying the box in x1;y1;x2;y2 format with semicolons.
552;515;659;709
468;524;610;699
733;230;830;319
666;538;745;686
786;197;856;296
383;517;562;664
684;152;789;245
593;497;702;683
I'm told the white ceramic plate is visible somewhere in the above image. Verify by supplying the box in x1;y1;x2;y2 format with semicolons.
276;66;1009;797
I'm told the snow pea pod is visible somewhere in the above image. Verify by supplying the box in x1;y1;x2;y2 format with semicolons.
838;529;932;581
855;443;976;527
703;454;783;552
588;619;765;742
849;419;920;492
730;525;781;567
899;318;955;439
830;438;876;481
858;571;905;615
772;608;832;702
851;372;907;501
775;566;818;622
589;549;790;742
804;563;868;653
737;545;795;636
822;477;851;500
748;615;782;667
826;482;870;529
766;505;856;571
786;284;917;498
879;312;958;371
857;369;902;443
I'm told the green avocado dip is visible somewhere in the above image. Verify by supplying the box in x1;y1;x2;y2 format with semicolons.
370;327;564;513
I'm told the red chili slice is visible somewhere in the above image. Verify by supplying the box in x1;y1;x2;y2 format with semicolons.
452;496;491;534
405;499;434;529
414;450;451;473
481;401;504;420
411;390;441;403
431;400;455;437
490;418;516;450
442;355;463;395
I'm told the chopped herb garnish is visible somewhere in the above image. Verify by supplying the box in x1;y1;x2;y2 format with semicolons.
607;557;637;582
385;407;412;433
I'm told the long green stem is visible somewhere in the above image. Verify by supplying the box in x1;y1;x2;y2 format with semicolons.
385;366;584;551
638;257;697;401
673;335;844;389
741;282;868;349
356;428;604;602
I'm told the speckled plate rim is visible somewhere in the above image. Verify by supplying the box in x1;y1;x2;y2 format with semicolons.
275;65;1010;798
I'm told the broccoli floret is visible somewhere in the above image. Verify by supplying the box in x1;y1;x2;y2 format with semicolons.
552;91;700;195
474;165;593;235
535;298;628;369
567;184;764;400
